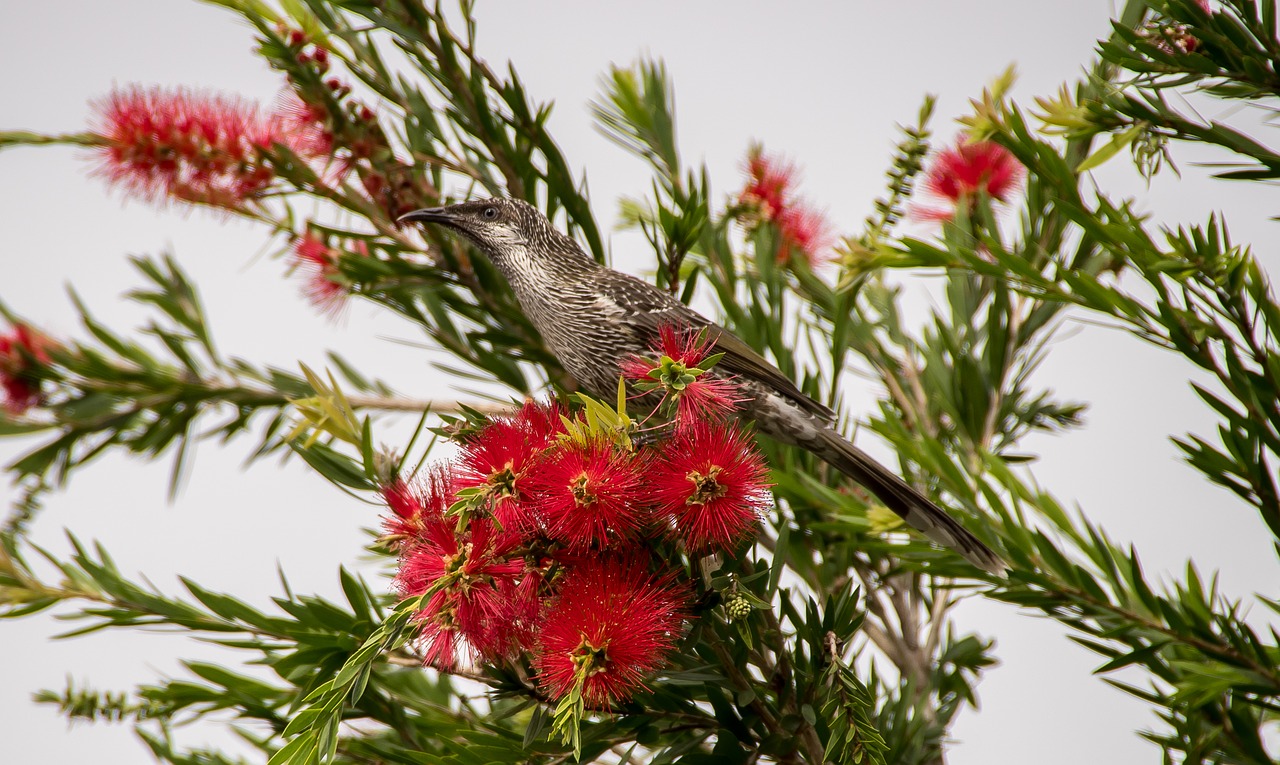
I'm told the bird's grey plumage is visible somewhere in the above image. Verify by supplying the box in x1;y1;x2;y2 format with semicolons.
400;197;1006;576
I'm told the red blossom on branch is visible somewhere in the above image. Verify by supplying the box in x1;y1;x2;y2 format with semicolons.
740;148;796;219
515;397;568;445
776;206;832;266
534;557;688;707
651;422;772;552
619;325;713;379
90;86;320;208
737;146;833;265
0;324;54;416
291;231;371;316
396;517;525;668
381;394;767;681
382;479;421;522
274;91;335;160
381;463;456;541
621;325;744;427
292;232;346;315
914;136;1025;223
454;401;566;530
526;437;651;549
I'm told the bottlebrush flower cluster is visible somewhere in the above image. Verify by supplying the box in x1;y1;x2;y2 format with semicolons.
383;329;772;707
736;145;833;266
90;85;328;208
914;135;1025;223
0;324;54;416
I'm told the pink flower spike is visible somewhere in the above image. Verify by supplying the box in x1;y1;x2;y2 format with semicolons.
453;415;548;531
381;463;456;541
623;325;744;423
672;375;745;428
272;90;334;159
91;85;292;209
512;398;568;448
656;325;715;370
382;480;421;521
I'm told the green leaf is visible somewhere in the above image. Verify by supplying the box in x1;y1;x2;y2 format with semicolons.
1076;125;1143;173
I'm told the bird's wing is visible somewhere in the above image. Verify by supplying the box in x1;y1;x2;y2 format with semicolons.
598;271;835;422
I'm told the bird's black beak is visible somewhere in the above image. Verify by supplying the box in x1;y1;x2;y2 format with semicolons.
397;207;457;226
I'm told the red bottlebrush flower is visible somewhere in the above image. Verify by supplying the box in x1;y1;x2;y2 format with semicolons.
0;324;54;416
291;232;347;315
383;479;420;521
91;86;304;208
655;324;713;369
737;146;832;265
294;231;335;268
924;138;1024;202
514;398;567;446
622;326;744;426
651;422;772;552
740;147;797;219
672;374;744;429
776;205;834;266
274;91;334;159
526;438;651;549
290;231;372;316
454;408;560;531
272;90;365;189
397;517;525;668
502;546;573;650
381;463;455;541
915;136;1025;223
534;557;688;707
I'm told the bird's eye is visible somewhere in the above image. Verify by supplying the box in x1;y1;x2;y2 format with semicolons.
482;206;499;220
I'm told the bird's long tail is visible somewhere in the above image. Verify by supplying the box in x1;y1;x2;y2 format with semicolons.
814;427;1006;576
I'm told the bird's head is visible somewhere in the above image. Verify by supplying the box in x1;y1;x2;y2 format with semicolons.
398;197;592;278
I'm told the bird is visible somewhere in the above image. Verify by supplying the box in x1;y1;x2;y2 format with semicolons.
400;197;1005;576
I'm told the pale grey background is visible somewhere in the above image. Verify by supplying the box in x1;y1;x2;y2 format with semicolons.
1;1;1276;762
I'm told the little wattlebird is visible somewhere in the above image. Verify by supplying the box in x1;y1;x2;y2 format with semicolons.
400;197;1005;575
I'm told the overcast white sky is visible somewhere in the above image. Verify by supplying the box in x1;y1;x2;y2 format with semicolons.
2;1;1278;762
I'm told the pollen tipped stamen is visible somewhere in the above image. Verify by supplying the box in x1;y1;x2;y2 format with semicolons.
569;474;597;506
686;467;728;505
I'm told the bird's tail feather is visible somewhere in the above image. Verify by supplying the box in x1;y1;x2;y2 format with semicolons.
815;427;1006;576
